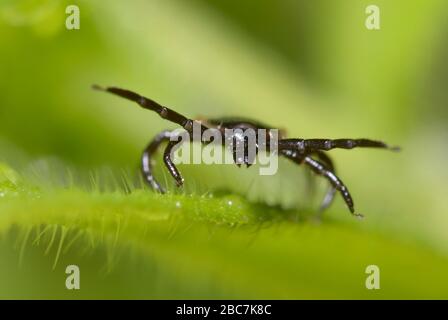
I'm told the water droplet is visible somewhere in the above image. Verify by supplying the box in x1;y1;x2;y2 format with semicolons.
175;201;182;208
227;200;233;206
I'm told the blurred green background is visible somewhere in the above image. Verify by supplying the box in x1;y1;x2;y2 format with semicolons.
0;0;448;299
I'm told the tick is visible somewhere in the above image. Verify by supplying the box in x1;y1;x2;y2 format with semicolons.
94;85;399;217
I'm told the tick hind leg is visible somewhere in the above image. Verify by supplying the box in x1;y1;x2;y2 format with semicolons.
280;150;341;216
313;151;337;213
279;138;399;153
303;155;362;217
142;130;185;193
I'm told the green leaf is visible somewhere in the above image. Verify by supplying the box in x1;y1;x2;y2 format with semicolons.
0;163;447;299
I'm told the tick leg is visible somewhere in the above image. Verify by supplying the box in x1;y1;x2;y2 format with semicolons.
142;130;173;193
280;149;337;214
163;140;185;188
142;130;186;192
313;151;337;212
303;156;362;217
279;138;399;153
93;85;197;132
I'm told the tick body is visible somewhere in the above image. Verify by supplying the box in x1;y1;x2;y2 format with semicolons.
94;85;399;217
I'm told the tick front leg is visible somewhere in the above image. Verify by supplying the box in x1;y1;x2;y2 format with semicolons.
280;149;338;215
142;130;173;193
313;151;337;212
163;140;185;188
280;138;399;153
142;130;186;193
93;85;195;131
303;156;362;217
